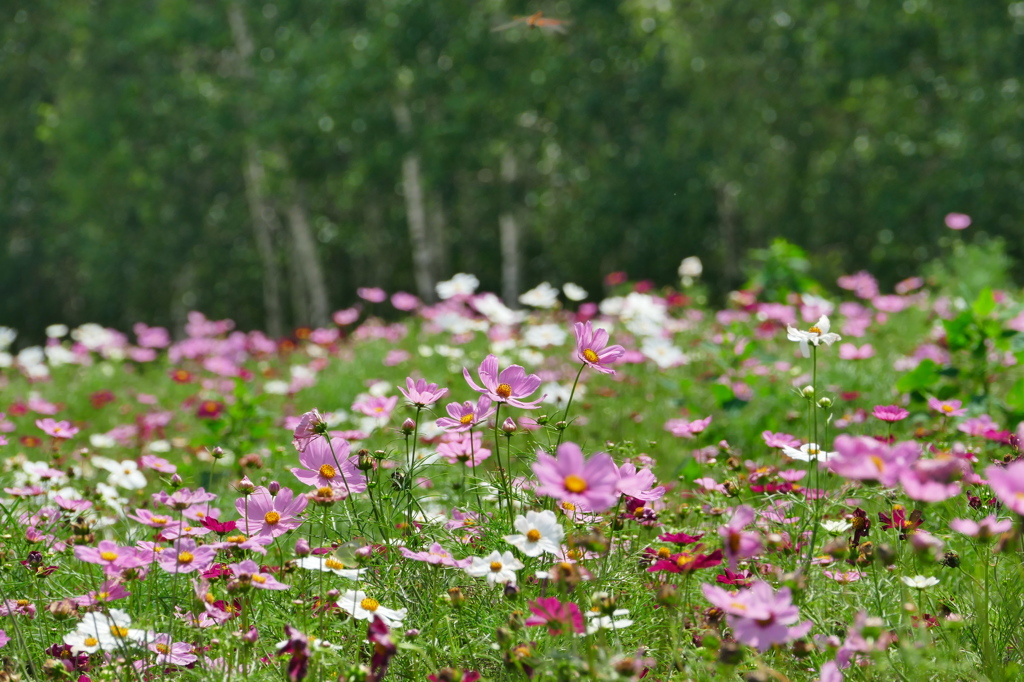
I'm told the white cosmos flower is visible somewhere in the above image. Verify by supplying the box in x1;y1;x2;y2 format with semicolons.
465;550;524;585
99;459;148;490
678;256;703;280
46;324;69;339
504;510;564;557
0;327;16;351
519;282;560;309
436;273;480;300
901;575;939;589
821;520;852;534
89;434;116;449
264;380;290;395
563;283;588;301
786;315;842;358
782;443;837;463
336;590;406;627
641;337;689;369
523;324;568;348
66;609;150;652
584;609;634;635
295;555;365;580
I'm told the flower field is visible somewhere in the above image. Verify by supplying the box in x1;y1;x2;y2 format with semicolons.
4;251;1024;681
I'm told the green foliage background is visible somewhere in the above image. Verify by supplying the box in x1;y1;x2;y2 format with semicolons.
2;0;1023;337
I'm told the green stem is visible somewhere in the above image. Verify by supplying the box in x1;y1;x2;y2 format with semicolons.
556;363;587;448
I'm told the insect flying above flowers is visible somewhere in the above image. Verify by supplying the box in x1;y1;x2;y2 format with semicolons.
492;11;570;34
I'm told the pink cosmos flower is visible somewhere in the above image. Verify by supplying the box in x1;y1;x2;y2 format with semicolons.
573;321;625;375
719;505;762;571
75;540;147;576
352;395;399;420
899;458;963;503
228;559;290;590
235;486;308;538
292;408;327;452
524;597;585;636
616;462;665;502
823;570;866;584
127;509;177;530
826;436;920;487
838;343;875;360
75;581;131;606
532;442;620;512
54;495;92;513
873;405;909;422
665;416;712;438
984;462;1024;515
701;581;812;651
35;419;78;439
291;437;366;495
762;431;801;449
400;542;472;568
436;397;494;433
836;271;880;299
357;287;387;303
398;377;448;407
149;634;199;666
959;414;1000;437
156;538;217;575
390;292;420;311
437;432;491;466
945;213;971;230
463;355;543;409
927;397;967;417
949;515;1012;540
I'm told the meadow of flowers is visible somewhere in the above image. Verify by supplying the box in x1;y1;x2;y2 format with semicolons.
4;236;1024;681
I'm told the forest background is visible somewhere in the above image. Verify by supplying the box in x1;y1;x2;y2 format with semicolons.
3;0;1023;341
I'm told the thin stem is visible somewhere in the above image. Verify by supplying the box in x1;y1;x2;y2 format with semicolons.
556;363;587;448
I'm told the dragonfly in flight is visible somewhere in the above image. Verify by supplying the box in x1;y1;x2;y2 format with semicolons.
491;12;570;34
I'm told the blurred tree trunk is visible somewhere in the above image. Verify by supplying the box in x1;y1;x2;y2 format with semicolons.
715;180;741;289
285;185;330;327
228;1;283;337
428;196;449;285
499;150;521;308
393;102;436;303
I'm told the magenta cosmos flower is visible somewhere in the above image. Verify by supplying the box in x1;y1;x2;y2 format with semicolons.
573;321;625;375
532;442;619;512
873;405;909;422
945;213;971;230
436;397;494;433
235;486;308;537
398;377;448;407
228;559;290;590
949;515;1012;540
826;435;920;487
149;634;199;666
36;418;78;439
291;436;366;495
156;538;217;575
463;355;543;409
292;408;327;452
719;505;763;571
524;597;585;636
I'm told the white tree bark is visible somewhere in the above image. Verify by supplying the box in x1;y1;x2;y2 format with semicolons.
499;150;521;308
394;102;436;302
286;189;330;328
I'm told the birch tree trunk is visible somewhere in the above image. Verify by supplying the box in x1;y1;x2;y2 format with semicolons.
286;186;330;328
499;150;521;308
393;102;436;303
229;1;283;337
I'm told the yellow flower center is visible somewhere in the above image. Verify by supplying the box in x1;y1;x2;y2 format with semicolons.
264;511;281;525
204;592;215;604
567;548;583;560
177;551;194;564
84;636;99;647
941;404;954;413
526;529;542;542
657;546;672;559
808;326;822;334
100;551;118;561
730;601;747;611
156;643;170;654
676;554;694;568
564;475;587;493
360;597;380;611
496;383;513;399
582;348;599;363
459;413;475;425
325;558;346;570
97;591;110;600
16;600;28;607
514;646;531;657
110;625;130;637
317;487;333;497
869;456;885;471
561;501;576;511
252;575;267;584
152;516;168;525
227;534;247;543
490;561;504;572
318;464;336;479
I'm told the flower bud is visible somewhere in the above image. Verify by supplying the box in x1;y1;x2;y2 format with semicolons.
503;582;521;600
494;626;513;647
502;417;517;435
718;640;743;665
536;414;550;425
326;588;341;599
236;476;256;495
267;480;281;496
212;446;225;460
817;397;833;408
242;626;259;644
401;418;416;435
357;449;375;471
941;551;960;568
656;583;679;608
447;587;465;608
555;420;567;431
169;473;183;489
47;598;78;620
592;591;616;615
404;628;420;639
295;538;311;557
801;385;815;398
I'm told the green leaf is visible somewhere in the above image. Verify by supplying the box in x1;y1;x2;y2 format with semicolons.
972;286;996;318
895;359;939;393
1005;378;1024;413
711;383;735;406
943;311;975;352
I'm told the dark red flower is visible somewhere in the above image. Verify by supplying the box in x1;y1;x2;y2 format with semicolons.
277;625;310;682
367;616;397;682
657;531;704;546
196;400;225;419
879;505;922;540
202;516;237;534
89;390;116;409
647;548;723;574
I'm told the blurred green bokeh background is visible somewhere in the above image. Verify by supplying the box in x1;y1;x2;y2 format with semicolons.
3;1;1023;338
